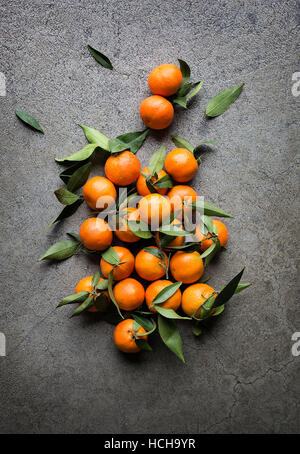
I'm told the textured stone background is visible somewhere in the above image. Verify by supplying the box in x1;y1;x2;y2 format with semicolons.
0;0;299;434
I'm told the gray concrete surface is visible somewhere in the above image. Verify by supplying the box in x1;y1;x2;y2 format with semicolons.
0;0;299;434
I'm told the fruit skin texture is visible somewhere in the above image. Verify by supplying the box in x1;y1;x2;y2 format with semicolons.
145;279;182;313
115;207;141;243
75;276;109;313
167;185;197;220
135;246;168;281
195;219;228;251
113;278;145;311
182;283;217;317
100;246;135;281
82;176;117;211
155;218;184;250
114;318;147;353
79;217;113;251
138;193;171;228
170;251;204;284
136;167;168;196
148;63;183;97
105;151;141;186
165;148;198;183
140;95;174;130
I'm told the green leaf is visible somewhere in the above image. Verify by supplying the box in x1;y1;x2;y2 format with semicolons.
195;294;216;320
200;242;217;259
158;315;185;362
235;282;251;294
177;82;193;98
94;293;109;312
192;322;202;336
127;220;152;239
54;188;80;205
78;124;110;150
158;225;191;237
71;296;94;317
66;162;92;192
109;129;149;154
87;45;113;70
101;246;120;266
135;339;153;351
39;239;81;261
178;59;190;85
191;201;233;218
206;83;244;117
59;162;84;184
166;241;199;252
173;97;187;108
187;80;204;99
107;270;124;319
212;305;225;316
132;314;154;332
155;305;191;320
152;282;182;306
135;319;157;337
148;145;166;176
171;136;194;153
143;247;165;260
95;279;109;290
47;199;83;229
92;272;100;287
204;238;220;267
214;268;245;307
154;174;173;189
57;291;89;308
55;143;98;163
15;110;44;133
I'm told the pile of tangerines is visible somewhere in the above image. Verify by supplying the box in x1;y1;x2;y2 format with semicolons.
51;63;247;362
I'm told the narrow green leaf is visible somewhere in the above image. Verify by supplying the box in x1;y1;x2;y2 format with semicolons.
132;314;154;332
135;319;157;337
152;282;182;306
71;296;94;317
78;124;110;150
235;282;251;294
135;339;153;351
55;143;98;163
66;162;92;192
57;291;89;307
173;97;187;108
177;81;193;98
206;83;244;117
187;80;204;99
109;129;148;154
143;247;165;260
94;293;109;312
191;201;233;218
204;238;220;267
95;279;109;290
212;305;225;316
54;188;80;205
39;239;81;261
200;242;217;259
171;136;194;153
59;162;84;184
158;225;191;237
92;272;100;287
178;59;190;85
127;220;152;239
195;294;216;320
148;145;166;176
158;315;185;362
101;246;120;266
154;174;173;189
155;305;191;320
15;110;44;133
192;322;202;336
214;268;245;307
108;270;124;319
87;45;113;70
47;199;83;229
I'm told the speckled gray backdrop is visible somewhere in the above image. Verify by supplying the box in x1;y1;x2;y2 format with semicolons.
0;0;299;434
